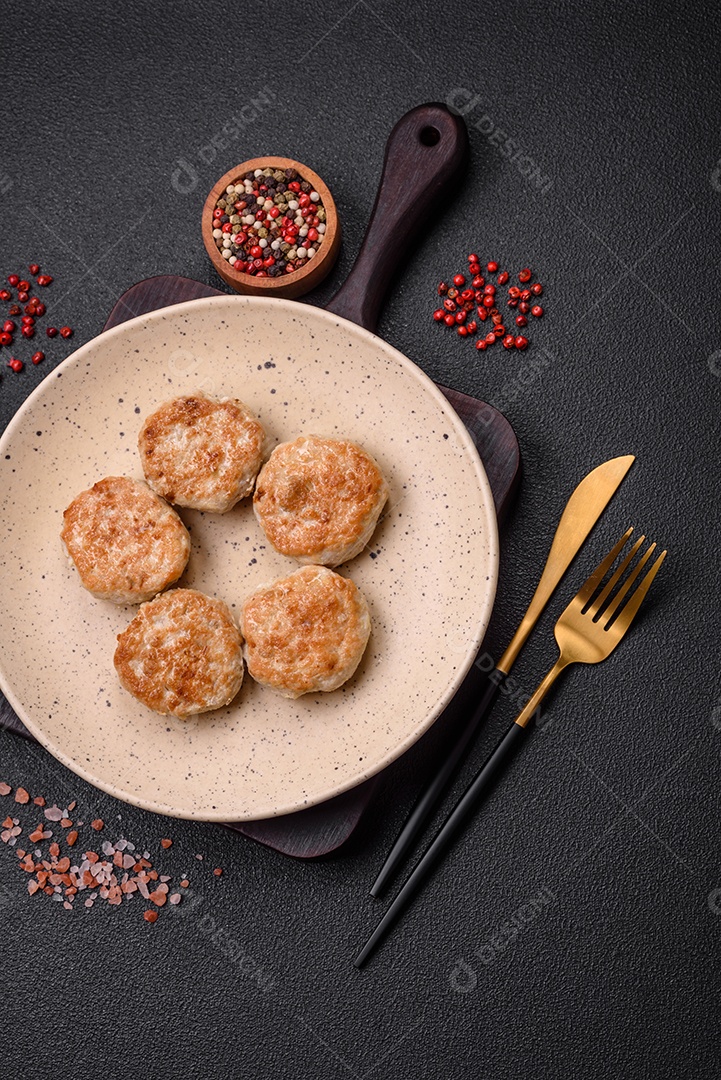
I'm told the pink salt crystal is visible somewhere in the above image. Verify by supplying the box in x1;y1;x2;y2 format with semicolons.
122;854;135;869
169;894;181;905
0;783;11;796
44;806;63;821
63;901;73;910
84;899;93;908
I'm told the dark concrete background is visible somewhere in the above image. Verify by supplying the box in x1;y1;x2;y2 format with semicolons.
1;1;720;1076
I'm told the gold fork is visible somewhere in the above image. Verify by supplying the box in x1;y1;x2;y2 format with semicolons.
355;528;667;967
513;526;666;729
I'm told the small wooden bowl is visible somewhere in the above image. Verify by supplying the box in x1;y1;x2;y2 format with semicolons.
202;156;341;299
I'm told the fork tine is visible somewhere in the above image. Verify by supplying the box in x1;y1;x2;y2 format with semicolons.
600;542;656;624
604;548;666;632
587;534;645;617
573;527;633;608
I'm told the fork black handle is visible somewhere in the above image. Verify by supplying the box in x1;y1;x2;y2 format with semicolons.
370;669;504;897
355;720;527;967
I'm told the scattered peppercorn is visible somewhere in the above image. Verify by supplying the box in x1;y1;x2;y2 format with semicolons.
432;256;546;353
0;266;77;374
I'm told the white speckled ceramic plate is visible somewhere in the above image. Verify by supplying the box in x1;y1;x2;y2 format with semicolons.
0;296;498;821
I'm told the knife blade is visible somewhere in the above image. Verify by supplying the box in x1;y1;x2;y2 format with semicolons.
496;453;635;673
369;454;635;898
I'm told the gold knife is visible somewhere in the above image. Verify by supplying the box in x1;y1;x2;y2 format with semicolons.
370;454;635;896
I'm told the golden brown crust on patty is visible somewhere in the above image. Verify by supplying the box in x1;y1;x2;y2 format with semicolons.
61;476;190;604
139;393;266;513
114;588;244;718
240;566;370;698
253;435;388;566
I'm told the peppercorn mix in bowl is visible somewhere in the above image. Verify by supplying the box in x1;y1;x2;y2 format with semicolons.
202;157;340;299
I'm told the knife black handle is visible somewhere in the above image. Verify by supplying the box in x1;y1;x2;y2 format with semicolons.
356;720;527;967
370;668;505;897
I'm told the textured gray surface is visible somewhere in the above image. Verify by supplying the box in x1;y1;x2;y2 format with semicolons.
1;1;720;1077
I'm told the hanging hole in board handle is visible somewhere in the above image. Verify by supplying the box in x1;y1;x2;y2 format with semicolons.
419;126;442;146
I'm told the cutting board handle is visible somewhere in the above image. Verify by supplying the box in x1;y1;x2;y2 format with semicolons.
325;103;469;334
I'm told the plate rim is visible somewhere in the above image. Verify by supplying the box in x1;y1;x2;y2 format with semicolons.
0;294;499;821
